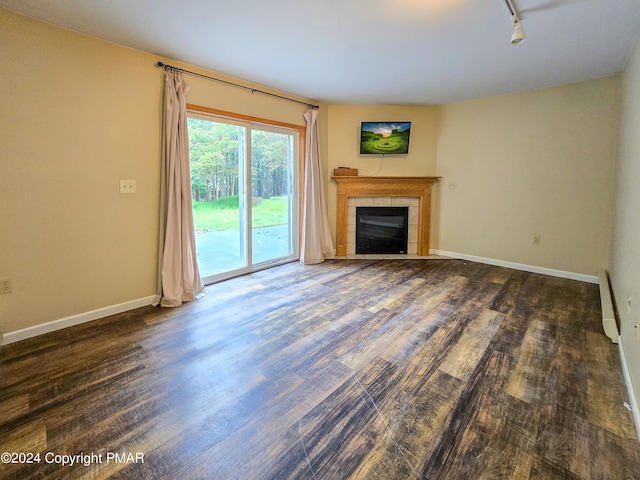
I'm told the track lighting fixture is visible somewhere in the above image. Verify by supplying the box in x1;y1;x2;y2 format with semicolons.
504;0;525;45
511;15;525;44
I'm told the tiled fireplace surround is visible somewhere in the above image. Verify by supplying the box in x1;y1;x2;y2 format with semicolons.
347;197;419;255
333;176;440;258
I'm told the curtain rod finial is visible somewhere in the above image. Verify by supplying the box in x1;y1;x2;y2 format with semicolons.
157;61;165;67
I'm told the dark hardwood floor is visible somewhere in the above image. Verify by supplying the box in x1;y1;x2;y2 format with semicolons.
1;259;638;479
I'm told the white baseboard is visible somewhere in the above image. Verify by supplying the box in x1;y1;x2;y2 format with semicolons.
434;250;599;284
618;336;640;443
2;296;156;346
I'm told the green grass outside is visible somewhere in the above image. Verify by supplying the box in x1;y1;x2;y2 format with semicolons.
192;196;289;232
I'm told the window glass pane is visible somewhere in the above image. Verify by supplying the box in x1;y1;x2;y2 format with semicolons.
188;117;247;278
251;128;294;265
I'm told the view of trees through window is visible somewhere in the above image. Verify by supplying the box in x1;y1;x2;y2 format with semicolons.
188;118;290;204
187;114;297;280
188;119;241;202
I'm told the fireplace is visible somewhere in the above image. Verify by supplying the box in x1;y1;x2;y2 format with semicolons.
356;207;409;254
332;176;440;257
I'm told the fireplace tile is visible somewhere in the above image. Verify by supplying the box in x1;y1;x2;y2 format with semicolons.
391;196;411;206
355;197;374;206
373;196;392;206
347;206;356;225
408;227;418;244
409;207;419;225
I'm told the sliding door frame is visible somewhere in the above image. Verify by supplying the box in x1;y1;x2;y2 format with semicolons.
187;104;306;281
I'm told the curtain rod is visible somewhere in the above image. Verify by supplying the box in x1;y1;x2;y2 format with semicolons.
156;61;319;109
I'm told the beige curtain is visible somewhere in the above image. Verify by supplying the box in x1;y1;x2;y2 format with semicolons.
300;108;335;264
153;69;205;307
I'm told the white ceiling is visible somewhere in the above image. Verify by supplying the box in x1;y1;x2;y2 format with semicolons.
2;0;640;105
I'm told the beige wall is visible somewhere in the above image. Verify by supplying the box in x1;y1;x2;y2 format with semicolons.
435;77;620;276
324;80;620;278
0;9;312;335
325;105;439;241
611;33;640;409
0;7;628;351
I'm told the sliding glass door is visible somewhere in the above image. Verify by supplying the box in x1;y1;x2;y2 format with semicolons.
250;127;296;266
187;113;298;283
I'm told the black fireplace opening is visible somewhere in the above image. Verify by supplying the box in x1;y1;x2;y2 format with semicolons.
356;206;409;254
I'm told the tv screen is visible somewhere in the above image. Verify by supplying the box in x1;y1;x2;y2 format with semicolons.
360;122;411;155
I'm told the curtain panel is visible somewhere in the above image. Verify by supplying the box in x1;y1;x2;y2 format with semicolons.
300;108;335;264
153;70;205;307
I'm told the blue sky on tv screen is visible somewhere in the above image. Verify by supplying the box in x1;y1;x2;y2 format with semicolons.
362;122;410;134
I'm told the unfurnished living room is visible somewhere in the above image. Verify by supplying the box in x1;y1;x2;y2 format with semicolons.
1;1;640;479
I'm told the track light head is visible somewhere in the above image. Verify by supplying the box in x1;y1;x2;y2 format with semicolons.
511;15;525;44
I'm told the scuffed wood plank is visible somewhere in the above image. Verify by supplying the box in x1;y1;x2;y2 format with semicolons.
0;420;46;453
351;369;465;480
379;303;455;368
540;341;588;418
588;425;640;480
505;319;556;404
1;259;639;479
0;394;29;423
584;330;638;440
438;309;505;381
423;351;538;480
536;406;591;479
0;421;47;480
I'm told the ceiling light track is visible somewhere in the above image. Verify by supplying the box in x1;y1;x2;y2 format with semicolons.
503;0;525;44
156;61;319;109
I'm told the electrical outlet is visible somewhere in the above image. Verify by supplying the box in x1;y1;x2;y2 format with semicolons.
119;179;136;194
0;279;12;294
448;182;457;189
533;235;540;245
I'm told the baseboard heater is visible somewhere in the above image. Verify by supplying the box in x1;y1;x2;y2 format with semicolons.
598;270;619;344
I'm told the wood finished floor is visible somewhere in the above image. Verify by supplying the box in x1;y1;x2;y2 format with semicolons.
1;259;639;479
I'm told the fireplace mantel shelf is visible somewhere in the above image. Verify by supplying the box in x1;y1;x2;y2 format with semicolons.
332;176;440;257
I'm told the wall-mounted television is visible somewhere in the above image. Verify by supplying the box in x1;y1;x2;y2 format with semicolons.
360;122;411;155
